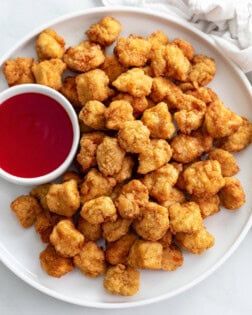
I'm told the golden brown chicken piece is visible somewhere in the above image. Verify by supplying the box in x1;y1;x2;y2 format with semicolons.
161;244;184;271
191;195;220;218
112;93;149;117
105;100;134;130
147;30;169;49
113;156;134;183
208;149;239;177
219;177;246;210
60;76;82;109
160;188;186;209
79;100;106;130
30;183;51;211
102;218;133;242
100;55;127;82
77;216;101;241
173;37;195;61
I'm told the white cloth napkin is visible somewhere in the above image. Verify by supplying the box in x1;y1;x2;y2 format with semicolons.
102;0;252;75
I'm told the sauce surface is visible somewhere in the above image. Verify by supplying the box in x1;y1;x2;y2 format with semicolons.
0;92;73;178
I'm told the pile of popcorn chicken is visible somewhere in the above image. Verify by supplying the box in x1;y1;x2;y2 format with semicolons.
5;16;252;296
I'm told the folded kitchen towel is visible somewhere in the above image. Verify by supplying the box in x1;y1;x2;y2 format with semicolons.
102;0;252;76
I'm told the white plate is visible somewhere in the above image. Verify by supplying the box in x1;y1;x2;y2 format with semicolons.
0;7;251;309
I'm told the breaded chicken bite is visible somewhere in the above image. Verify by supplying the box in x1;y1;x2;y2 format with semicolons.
50;219;84;257
205;99;243;138
76;69;113;105
219;177;246;210
60;76;82;109
79;100;106;130
112;68;153;97
191;194;220;218
186;87;218;104
118;120;150;153
169;202;203;234
74;241;106;277
187;54;216;86
147;30;169;48
105;100;135;130
175;226;215;254
35;29;65;60
80;168;116;203
141;102;175;139
161;244;183;271
3;57;35;86
103;264;140;296
115;35;151;67
86;16;122;46
174;108;205;134
102;218;132;242
62;171;82;185
127;240;163;270
10;195;42;228
208;149;239;177
63;40;105;72
96;136;125;176
133;202;169;241
46;179;80;217
30;183;51;211
113;156;134;183
158;229;173;248
183;160;225;198
76;132;105;173
115;194;140;219
173;38;195;61
137;139;172;174
160;188;186;209
105;233;137;265
77;216;101;241
32;58;66;90
40;245;74;278
100;55;127;82
112;93;149;117
121;179;149;206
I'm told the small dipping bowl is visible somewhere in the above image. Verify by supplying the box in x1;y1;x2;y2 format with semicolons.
0;84;80;186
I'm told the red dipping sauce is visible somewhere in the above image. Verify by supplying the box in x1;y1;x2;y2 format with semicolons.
0;93;73;178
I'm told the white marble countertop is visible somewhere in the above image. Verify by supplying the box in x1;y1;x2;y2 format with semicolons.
0;1;252;314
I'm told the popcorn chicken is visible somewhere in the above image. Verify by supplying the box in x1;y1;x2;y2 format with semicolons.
127;240;163;270
62;171;82;185
86;16;122;46
173;38;195;61
74;241;106;277
138;139;173;174
118;120;150;153
76;132;105;173
102;218;132;242
160;188;186;209
60;76;82;109
80;168;116;203
105;100;134;130
10;195;42;228
46;179;80;217
187;54;216;86
40;245;74;278
219;177;246;210
133;202;169;241
112;68;153;97
30;183;51;211
147;30;169;48
103;264;140;296
100;55;127;82
175;226;215;254
183;160;225;197
32;58;66;90
96;136;125;176
208;149;239;177
141;102;175;139
115;194;140;219
161;244;183;271
115;35;151;67
142;164;179;202
186;87;217;104
105;233;137;265
3;57;35;86
80;196;117;224
205;99;243;138
113;156;134;183
35;29;65;60
158;229;173;248
76;69;113;105
191;195;220;218
50;219;84;257
174;109;205;134
120;179;149;207
79;100;106;130
63;40;105;72
77;216;101;241
112;93;149;117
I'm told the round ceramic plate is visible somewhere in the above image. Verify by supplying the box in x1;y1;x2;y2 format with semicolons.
0;7;251;309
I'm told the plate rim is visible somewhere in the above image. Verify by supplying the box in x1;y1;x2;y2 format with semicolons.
0;5;252;309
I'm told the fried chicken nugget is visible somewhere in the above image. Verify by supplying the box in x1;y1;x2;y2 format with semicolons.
174;108;205;134
115;194;140;219
141;102;175;139
100;55;127;82
50;219;84;257
219;177;246;210
60;76;82;109
30;183;51;211
10;195;42;228
32;58;66;90
46;179;80;217
191;195;220;218
35;29;65;60
112;68;153;97
102;218;132;242
173;38;195;61
112;93;149;117
147;30;169;48
160;188;186;209
175;226;215;254
115;35;151;67
79;100;106;130
113;156;134;183
133;202;169;241
74;241;106;277
169;202;203;234
103;264;140;296
137;139;173;174
158;229;173;248
208;149;239;177
86;16;122;46
186;87;218;104
120;179;149;207
3;57;35;86
77;216;101;241
105;100;135;130
161;244;184;271
183;160;225;198
40;245;74;278
205;99;243;138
